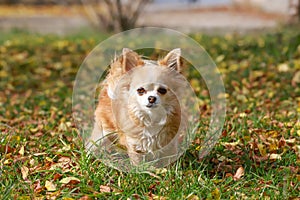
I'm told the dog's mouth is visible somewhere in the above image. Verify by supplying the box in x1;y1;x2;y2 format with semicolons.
146;103;157;108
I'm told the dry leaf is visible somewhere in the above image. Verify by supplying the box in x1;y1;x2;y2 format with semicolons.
221;140;240;147
292;71;300;86
53;173;63;181
100;185;111;193
186;193;200;200
34;179;43;193
233;167;244;181
277;63;289;72
285;138;296;144
60;177;80;185
258;143;267;156
211;188;220;200
45;180;56;192
19;145;25;156
239;112;247;118
269;153;282;160
79;196;92;200
33;152;47;156
21;166;29;180
151;194;167;200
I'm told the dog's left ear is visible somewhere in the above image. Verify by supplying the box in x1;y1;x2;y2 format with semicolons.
159;48;182;71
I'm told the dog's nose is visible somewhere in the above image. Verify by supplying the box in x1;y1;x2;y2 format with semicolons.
148;96;156;103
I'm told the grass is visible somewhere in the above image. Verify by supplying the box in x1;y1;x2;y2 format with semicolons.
0;28;299;199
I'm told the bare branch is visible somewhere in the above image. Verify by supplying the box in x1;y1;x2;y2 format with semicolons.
82;0;152;32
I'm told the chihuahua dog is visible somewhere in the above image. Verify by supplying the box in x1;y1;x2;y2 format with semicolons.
87;48;187;166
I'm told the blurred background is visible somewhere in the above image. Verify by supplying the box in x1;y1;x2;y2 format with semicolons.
0;0;299;35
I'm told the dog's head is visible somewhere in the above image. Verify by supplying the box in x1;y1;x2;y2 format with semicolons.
110;48;185;126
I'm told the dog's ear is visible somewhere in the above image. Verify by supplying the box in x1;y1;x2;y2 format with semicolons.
121;48;144;73
159;48;181;71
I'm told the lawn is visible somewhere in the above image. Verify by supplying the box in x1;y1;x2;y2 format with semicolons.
0;28;299;199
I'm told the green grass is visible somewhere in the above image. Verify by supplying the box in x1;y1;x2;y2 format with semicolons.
0;28;299;199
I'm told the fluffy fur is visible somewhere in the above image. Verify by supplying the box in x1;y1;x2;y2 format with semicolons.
87;48;187;165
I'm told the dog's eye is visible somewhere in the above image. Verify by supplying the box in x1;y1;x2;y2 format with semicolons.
157;87;167;94
137;87;146;95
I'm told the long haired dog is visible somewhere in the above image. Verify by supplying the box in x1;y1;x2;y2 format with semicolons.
87;48;187;166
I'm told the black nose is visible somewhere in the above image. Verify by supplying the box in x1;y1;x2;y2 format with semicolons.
148;96;156;103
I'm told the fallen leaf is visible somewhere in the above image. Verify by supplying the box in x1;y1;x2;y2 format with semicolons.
292;71;300;86
60;177;80;185
45;180;56;192
100;185;111;193
211;188;220;200
58;122;67;131
278;63;289;72
239;112;247;118
155;168;167;174
233;167;244;181
221;140;240;147
33;152;47;156
53;173;63;181
34;179;43;194
151;194;167;200
285;138;296;144
30;127;39;133
269;153;282;160
19;145;25;156
258;143;267;156
79;196;92;200
186;193;200;200
21;166;29;180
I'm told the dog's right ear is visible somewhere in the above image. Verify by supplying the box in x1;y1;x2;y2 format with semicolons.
121;48;144;73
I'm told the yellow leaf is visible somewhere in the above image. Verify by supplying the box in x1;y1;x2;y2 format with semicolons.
278;63;289;72
30;127;39;133
19;145;25;156
155;168;167;174
269;142;278;152
258;144;266;156
45;180;56;192
0;70;8;78
186;193;199;200
211;188;220;200
59;177;80;184
152;194;167;200
221;140;240;147
46;157;53;162
239;112;247;118
269;153;281;160
216;55;225;63
11;135;20;141
4;159;11;164
21;166;29;180
58;122;67;131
